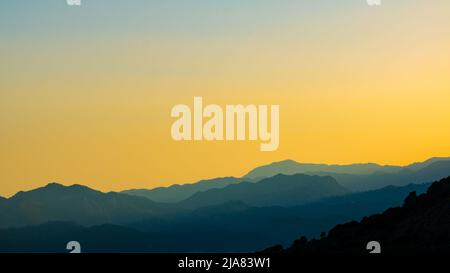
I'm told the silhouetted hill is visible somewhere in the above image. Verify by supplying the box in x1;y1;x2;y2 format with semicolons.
267;176;450;254
179;174;349;209
122;177;245;203
244;160;402;179
0;183;173;228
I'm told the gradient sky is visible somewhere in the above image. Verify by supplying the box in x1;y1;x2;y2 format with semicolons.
1;0;450;196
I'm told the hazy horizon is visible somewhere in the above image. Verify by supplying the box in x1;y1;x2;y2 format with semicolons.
2;155;449;198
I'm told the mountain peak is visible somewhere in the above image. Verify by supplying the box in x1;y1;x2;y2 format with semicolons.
9;182;101;201
45;182;65;188
273;159;300;164
1;182;166;229
44;182;92;191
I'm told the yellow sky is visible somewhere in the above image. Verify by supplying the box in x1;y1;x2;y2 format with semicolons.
1;1;450;196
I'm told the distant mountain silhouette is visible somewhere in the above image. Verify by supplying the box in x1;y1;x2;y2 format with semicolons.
179;174;349;209
0;183;173;228
0;183;430;252
315;160;450;192
264;176;450;254
243;157;450;181
120;157;450;203
404;156;450;171
244;160;403;179
0;174;349;231
122;177;245;203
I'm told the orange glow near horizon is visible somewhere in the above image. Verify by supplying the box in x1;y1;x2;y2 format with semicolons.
1;1;450;196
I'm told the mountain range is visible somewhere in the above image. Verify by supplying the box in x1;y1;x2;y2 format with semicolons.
1;157;450;252
121;157;450;202
243;160;402;179
0;174;346;229
0;182;430;252
2;157;450;230
312;160;450;191
245;157;450;179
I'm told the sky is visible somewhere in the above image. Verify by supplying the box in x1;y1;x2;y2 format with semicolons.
1;0;450;196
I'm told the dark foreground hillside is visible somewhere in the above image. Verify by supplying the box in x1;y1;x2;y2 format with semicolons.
264;176;450;254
